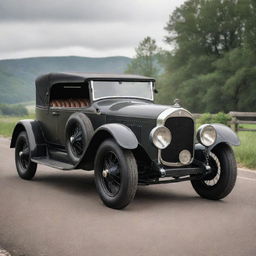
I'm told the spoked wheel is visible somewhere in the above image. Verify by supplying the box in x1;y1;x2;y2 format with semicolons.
65;113;93;164
101;151;121;197
202;152;221;186
15;131;37;180
68;122;85;158
191;144;237;200
94;139;138;209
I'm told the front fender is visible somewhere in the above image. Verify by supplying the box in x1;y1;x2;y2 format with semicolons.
209;124;240;149
77;123;138;169
10;120;46;157
194;123;240;163
93;123;138;149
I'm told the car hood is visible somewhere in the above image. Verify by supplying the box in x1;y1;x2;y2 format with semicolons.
95;99;177;119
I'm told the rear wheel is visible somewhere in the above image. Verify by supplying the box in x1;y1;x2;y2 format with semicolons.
94;139;138;209
191;144;237;200
15;131;37;180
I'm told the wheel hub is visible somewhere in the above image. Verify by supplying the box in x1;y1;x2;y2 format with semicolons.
70;136;75;143
102;169;109;178
100;152;121;197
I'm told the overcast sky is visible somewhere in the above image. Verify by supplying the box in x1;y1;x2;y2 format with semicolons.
0;0;185;60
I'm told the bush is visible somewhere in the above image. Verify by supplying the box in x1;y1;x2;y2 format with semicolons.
197;112;232;126
197;113;212;125
0;104;28;116
212;112;232;125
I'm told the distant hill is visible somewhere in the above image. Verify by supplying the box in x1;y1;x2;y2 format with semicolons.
0;56;131;104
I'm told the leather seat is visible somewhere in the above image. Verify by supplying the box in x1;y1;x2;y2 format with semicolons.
51;99;62;107
50;98;89;108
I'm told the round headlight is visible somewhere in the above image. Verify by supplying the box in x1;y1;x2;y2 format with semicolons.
198;125;217;147
150;126;172;149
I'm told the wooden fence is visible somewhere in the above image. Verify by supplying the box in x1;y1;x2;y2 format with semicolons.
193;112;256;132
229;112;256;132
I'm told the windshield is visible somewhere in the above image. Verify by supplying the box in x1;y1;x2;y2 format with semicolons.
91;81;154;101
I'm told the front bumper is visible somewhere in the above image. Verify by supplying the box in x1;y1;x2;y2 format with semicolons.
159;166;203;178
140;160;212;185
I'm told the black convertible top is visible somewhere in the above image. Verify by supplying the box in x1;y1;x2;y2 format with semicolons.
35;72;155;106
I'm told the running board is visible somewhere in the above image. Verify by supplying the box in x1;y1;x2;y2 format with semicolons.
32;157;74;170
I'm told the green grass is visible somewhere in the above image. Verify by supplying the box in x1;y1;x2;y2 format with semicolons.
234;131;256;169
0;114;35;137
239;123;256;130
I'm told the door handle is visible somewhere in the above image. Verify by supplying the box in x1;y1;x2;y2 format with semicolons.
52;111;60;116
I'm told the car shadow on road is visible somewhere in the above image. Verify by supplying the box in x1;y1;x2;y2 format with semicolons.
33;171;97;196
7;171;225;210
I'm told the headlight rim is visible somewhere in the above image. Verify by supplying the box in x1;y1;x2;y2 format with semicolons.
150;125;172;149
197;124;217;147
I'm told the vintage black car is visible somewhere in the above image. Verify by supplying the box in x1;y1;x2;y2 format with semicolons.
11;72;240;209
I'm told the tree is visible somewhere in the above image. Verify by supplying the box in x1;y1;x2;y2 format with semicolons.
0;104;28;116
126;37;160;77
158;0;256;112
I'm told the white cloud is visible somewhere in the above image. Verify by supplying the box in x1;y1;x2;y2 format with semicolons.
0;0;185;59
0;0;183;22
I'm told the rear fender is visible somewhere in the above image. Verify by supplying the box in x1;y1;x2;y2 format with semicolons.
10;120;46;157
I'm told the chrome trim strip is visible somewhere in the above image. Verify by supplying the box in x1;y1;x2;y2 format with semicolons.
157;108;193;126
63;86;81;88
156;107;195;167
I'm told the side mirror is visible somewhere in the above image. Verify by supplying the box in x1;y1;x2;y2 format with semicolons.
154;88;158;94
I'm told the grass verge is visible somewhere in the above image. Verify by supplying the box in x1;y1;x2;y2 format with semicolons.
234;131;256;169
0;114;35;137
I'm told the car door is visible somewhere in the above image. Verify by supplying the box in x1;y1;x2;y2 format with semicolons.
46;107;60;144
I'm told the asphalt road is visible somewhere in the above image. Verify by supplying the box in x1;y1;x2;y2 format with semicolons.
0;137;256;256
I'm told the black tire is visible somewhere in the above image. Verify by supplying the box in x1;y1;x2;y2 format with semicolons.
94;139;138;209
191;144;237;200
65;112;94;164
15;131;37;180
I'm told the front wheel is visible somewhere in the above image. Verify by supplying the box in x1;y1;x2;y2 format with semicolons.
94;139;138;209
15;131;37;180
191;144;237;200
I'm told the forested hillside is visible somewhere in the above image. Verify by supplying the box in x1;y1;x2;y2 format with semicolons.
0;56;131;104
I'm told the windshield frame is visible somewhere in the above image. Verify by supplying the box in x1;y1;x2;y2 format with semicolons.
90;80;154;102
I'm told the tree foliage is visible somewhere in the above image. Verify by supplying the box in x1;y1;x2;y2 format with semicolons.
125;36;160;77
0;104;28;116
157;0;256;112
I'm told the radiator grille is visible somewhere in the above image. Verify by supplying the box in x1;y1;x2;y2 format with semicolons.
161;117;194;164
